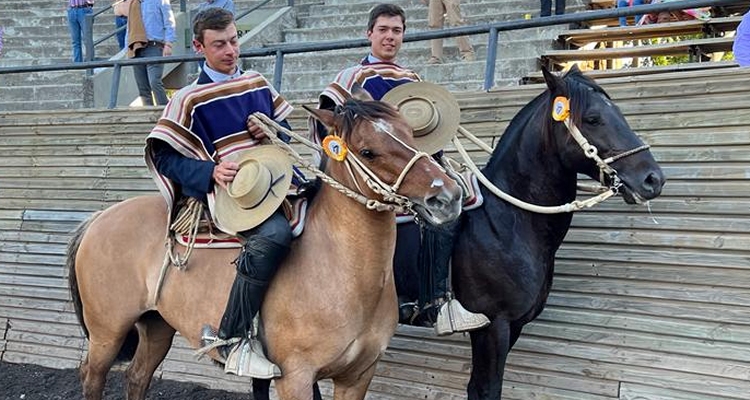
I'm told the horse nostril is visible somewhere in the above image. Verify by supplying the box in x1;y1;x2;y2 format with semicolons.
425;187;460;211
643;171;664;195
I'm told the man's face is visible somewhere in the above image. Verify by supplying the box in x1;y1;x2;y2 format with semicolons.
193;24;240;75
367;15;404;62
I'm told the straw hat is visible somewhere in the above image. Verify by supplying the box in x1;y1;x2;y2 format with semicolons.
214;145;293;233
382;82;461;154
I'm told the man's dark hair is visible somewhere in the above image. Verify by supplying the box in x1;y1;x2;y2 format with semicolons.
193;8;235;43
366;3;406;32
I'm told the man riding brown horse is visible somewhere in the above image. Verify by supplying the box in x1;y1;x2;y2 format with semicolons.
144;8;295;378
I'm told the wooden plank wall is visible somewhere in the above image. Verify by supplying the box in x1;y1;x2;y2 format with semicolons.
0;67;749;399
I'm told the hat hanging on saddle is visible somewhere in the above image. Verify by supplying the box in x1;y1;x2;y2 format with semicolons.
214;145;293;233
382;81;461;154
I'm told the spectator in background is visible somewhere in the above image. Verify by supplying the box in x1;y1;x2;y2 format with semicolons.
617;0;643;26
540;0;565;17
733;11;750;67
197;0;235;14
67;0;95;63
126;0;176;106
113;0;132;50
422;0;475;63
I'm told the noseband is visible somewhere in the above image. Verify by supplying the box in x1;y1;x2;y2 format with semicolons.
562;117;650;189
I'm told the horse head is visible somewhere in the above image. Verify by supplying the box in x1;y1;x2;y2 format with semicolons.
541;65;665;204
305;95;462;226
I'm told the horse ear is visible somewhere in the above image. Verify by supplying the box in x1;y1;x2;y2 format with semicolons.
350;82;374;102
541;66;567;96
303;105;336;128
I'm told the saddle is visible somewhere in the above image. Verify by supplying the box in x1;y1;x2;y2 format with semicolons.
172;196;309;250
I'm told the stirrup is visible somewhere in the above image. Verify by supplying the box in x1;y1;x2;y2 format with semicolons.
196;325;240;362
434;298;490;336
224;337;282;379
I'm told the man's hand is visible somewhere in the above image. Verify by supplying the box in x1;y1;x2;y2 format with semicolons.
162;43;173;57
213;160;239;190
247;119;267;141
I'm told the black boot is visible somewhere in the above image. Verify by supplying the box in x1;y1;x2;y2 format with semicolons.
418;221;489;335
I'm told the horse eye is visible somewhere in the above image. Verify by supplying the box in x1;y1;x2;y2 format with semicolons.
359;149;376;160
584;115;601;125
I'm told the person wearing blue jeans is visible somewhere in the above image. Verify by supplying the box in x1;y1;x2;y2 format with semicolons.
540;0;565;16
67;0;94;62
618;0;644;26
114;0;131;50
130;0;175;105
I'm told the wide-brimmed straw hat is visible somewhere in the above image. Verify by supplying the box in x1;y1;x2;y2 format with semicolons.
214;145;293;233
382;82;461;154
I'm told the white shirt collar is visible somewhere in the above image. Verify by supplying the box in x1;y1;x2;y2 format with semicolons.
203;63;242;83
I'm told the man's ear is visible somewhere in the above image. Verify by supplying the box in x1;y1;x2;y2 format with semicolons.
192;38;203;53
350;83;374;102
303;105;336;129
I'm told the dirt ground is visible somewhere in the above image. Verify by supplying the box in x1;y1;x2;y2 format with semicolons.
0;361;252;400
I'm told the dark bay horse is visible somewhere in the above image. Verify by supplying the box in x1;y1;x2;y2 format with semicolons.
396;66;665;399
67;99;462;400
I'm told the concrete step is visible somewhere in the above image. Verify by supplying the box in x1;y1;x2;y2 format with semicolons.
284;13;571;42
0;57;71;68
0;99;86;112
3;70;87;87
3;83;87;103
252;55;536;99
2;22;124;37
2;42;121;60
303;0;541;26
250;37;554;72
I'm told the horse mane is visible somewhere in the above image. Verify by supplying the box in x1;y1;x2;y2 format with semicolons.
485;68;611;172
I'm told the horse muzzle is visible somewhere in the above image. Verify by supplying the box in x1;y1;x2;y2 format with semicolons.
620;168;666;204
413;185;462;226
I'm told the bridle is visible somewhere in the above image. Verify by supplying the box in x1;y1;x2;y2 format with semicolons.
249;112;434;214
452;97;650;214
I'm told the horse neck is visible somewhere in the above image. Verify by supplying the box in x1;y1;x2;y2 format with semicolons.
307;175;397;266
479;99;578;249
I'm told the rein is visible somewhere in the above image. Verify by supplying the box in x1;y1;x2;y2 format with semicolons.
453;113;649;214
249;112;430;215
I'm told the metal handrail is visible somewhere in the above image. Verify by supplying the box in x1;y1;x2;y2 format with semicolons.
84;1;294;63
2;0;741;108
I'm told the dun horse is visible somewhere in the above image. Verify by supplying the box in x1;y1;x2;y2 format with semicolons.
67;99;462;400
395;66;666;399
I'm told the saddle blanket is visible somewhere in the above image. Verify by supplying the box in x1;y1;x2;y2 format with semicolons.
176;197;308;249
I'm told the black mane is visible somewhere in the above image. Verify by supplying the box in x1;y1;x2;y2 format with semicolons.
485;68;611;173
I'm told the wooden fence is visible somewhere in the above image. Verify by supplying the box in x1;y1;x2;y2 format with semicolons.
1;67;749;399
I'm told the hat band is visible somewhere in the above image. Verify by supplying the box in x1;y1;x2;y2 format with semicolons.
237;173;287;210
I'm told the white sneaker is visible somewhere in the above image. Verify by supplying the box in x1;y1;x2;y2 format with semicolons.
224;338;282;379
434;299;490;336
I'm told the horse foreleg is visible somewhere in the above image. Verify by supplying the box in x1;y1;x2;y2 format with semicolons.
125;313;176;400
273;368;318;400
252;379;322;400
467;318;511;400
331;362;378;400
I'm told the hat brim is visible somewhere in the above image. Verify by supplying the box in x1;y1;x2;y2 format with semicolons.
214;145;293;234
382;82;461;154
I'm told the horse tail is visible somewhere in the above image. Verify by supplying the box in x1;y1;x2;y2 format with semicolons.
66;211;140;361
67;211;103;339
